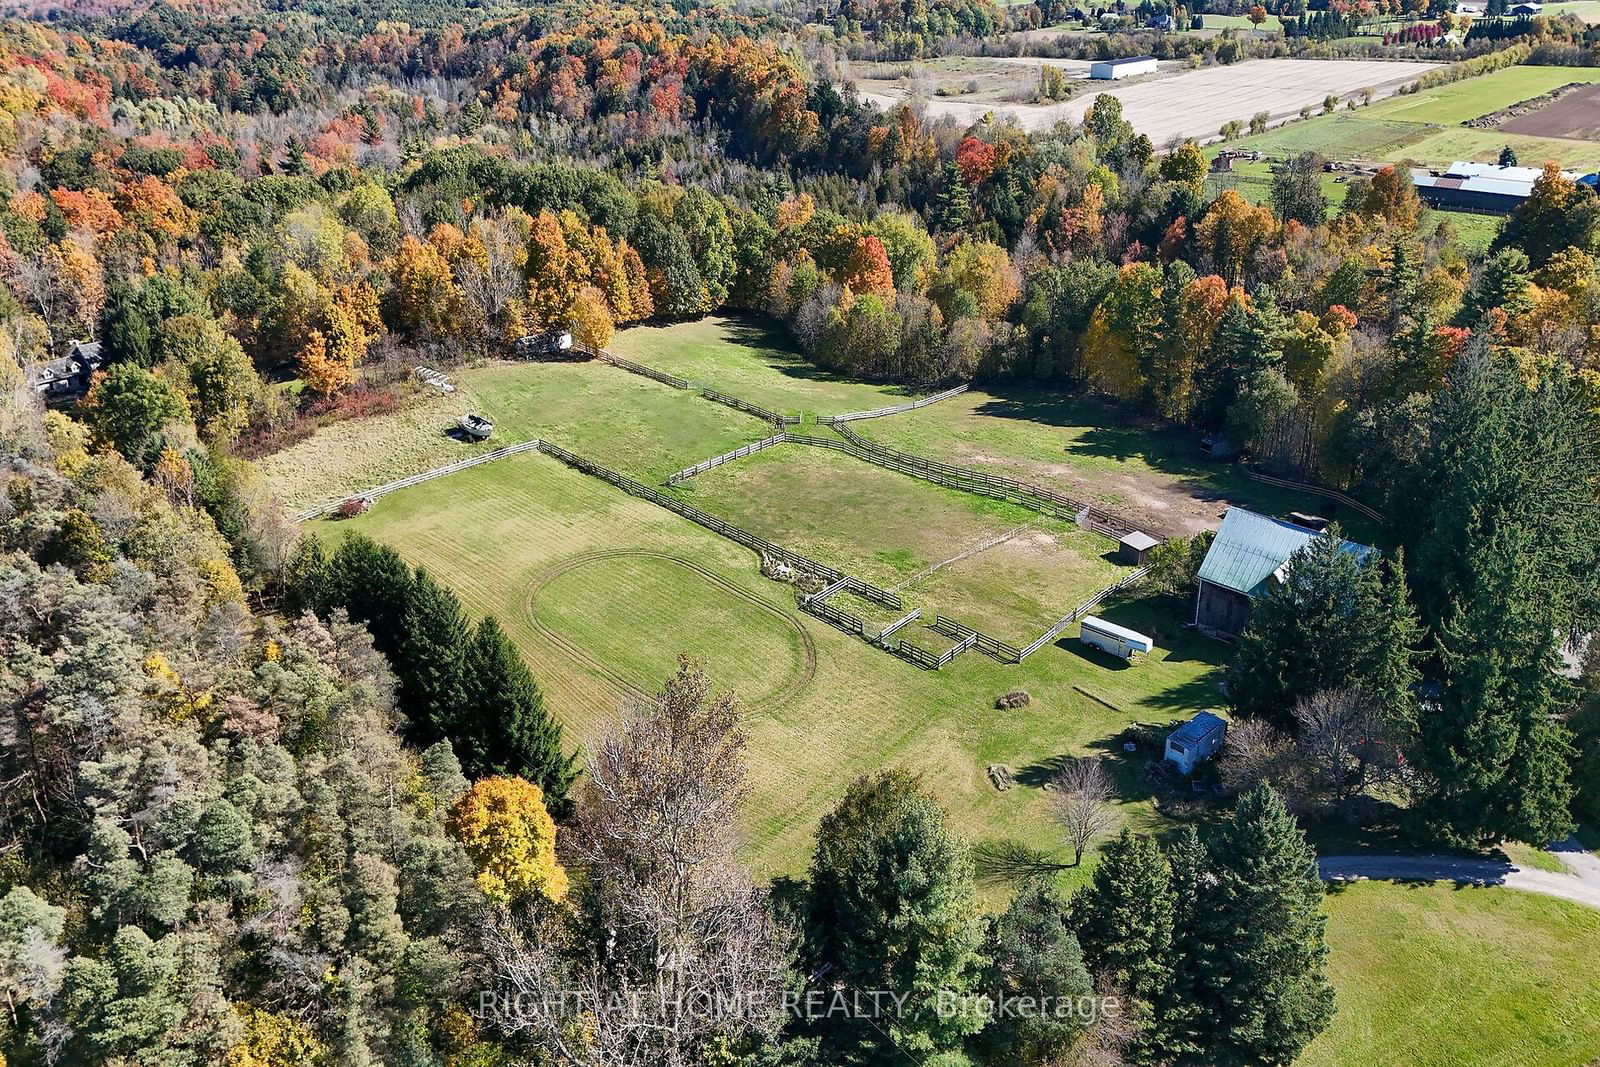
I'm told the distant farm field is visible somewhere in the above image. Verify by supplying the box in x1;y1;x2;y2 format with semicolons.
856;57;1437;141
1225;65;1600;170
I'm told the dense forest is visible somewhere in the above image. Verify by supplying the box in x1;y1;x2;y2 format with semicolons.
2;0;1600;1063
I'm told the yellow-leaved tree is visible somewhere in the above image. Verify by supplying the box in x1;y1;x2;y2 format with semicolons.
449;776;568;906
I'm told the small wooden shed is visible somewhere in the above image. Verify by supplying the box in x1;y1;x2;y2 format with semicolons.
1119;530;1159;565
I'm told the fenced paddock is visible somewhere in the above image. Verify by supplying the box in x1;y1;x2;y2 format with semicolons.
818;383;971;425
292;440;544;522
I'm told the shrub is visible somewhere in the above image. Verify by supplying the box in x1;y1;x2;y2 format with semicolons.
996;689;1032;709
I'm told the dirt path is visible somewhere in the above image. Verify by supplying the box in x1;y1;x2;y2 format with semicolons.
1319;845;1600;911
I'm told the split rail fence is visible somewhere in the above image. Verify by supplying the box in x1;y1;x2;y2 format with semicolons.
1243;469;1386;524
291;440;543;522
1015;566;1150;661
818;384;971;424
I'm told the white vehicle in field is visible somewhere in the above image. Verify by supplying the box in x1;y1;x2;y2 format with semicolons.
1078;615;1154;661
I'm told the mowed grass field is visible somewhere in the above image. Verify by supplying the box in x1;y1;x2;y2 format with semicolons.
607;315;916;416
315;449;1224;885
257;358;772;511
850;386;1385;542
269;316;1600;1067
1226;65;1600;170
1303;882;1600;1066
675;442;1129;644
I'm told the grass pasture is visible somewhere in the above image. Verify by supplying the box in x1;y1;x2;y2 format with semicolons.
317;447;1225;882
257;358;771;511
606;315;914;417
849;386;1385;542
675;442;1130;644
269;316;1600;1067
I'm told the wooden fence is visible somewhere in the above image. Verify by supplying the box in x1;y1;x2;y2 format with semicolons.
1243;468;1386;524
798;426;1142;543
291;439;543;522
876;608;922;644
666;434;788;485
1016;566;1150;661
932;614;1022;662
700;387;791;426
595;351;691;390
595;351;796;426
801;597;866;637
818;384;971;425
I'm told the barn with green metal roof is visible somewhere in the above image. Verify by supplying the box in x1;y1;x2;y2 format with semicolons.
1194;507;1373;640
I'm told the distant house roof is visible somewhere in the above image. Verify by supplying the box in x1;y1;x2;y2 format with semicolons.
1196;507;1372;599
1169;710;1227;747
1097;55;1157;67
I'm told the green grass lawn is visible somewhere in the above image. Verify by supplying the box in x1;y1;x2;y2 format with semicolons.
675;442;1130;644
1304;882;1600;1067
606;315;917;416
1223;66;1600;170
312;448;1225;884
849;385;1386;543
271;319;1600;1067
257;358;771;511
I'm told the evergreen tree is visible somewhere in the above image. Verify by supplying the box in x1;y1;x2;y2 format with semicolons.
982;876;1093;1062
1193;786;1334;1065
1226;531;1421;734
322;534;413;654
1401;351;1596;845
933;161;971;235
397;568;473;745
1153;826;1209;1062
462;617;575;810
1069;829;1174;1008
803;770;986;1064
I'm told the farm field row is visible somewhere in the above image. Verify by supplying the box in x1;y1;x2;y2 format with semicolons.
1223;64;1600;170
856;56;1438;141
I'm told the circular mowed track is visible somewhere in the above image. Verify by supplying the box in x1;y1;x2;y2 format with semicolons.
523;549;817;712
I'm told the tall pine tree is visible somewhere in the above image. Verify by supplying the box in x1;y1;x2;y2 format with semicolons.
1400;351;1597;845
1226;531;1420;736
803;770;986;1064
1193;785;1335;1066
1069;829;1175;1009
398;568;472;746
463;617;575;811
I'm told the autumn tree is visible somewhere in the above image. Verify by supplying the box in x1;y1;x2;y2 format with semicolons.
81;363;189;468
450;776;569;905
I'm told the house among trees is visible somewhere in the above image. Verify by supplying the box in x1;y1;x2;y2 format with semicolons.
24;339;103;398
1193;507;1372;640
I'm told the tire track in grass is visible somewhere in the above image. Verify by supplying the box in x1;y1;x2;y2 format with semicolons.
522;549;817;713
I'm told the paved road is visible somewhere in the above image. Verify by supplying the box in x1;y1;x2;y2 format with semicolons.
1319;839;1600;911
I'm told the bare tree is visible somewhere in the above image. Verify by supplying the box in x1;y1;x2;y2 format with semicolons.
483;659;791;1067
1049;758;1117;866
1293;687;1404;810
